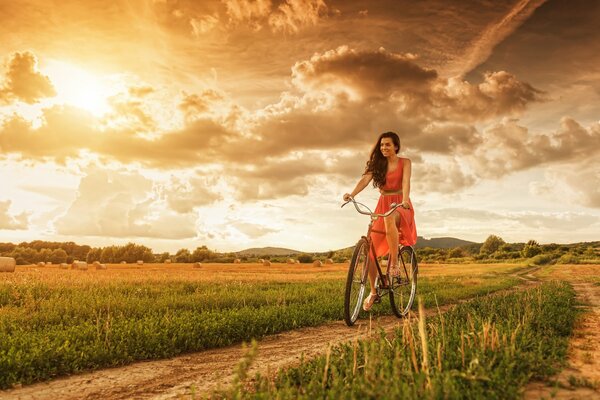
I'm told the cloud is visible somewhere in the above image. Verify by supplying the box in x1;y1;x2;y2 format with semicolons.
163;175;222;213
412;160;477;193
54;167;198;239
419;207;599;240
0;200;29;230
472;117;600;178
291;46;542;121
292;46;437;101
530;161;600;208
268;0;329;33
222;0;329;33
443;0;548;77
0;104;237;167
0;51;56;104
223;0;272;30
225;218;280;238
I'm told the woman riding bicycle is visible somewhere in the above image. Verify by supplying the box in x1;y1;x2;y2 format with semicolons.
343;132;417;311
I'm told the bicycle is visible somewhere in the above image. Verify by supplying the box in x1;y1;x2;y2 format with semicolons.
341;197;418;326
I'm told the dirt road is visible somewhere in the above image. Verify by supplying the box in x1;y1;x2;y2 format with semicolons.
523;280;600;399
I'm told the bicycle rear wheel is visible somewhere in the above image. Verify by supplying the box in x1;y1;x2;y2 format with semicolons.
389;246;418;318
344;237;369;326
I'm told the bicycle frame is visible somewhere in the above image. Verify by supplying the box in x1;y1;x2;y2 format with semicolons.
342;197;404;291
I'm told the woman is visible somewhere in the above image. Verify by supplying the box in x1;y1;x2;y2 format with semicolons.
343;132;417;311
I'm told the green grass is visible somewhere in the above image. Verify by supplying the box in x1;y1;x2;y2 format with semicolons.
0;274;519;389
223;281;576;399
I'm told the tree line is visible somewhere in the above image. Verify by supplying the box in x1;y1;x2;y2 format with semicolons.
0;237;598;266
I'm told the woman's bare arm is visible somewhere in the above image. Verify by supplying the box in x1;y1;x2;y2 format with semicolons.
401;159;411;208
343;172;373;201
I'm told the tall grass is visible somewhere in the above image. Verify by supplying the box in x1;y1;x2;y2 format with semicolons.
0;272;519;389
226;281;576;399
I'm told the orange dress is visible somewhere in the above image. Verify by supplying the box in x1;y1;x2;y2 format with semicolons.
369;158;417;258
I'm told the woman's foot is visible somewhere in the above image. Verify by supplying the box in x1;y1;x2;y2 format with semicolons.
388;263;400;278
363;292;379;311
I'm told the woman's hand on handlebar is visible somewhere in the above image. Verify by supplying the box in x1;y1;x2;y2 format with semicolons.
400;200;410;209
343;193;353;202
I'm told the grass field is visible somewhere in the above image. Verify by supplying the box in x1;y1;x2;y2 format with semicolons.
0;262;525;389
221;281;576;399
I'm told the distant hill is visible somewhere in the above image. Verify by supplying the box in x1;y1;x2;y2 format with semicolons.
236;237;476;256
415;236;476;249
236;247;301;256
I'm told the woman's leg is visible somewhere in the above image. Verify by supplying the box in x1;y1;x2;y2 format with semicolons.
367;253;377;294
384;213;401;271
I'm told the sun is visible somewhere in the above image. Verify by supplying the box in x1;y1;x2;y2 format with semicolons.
43;60;115;116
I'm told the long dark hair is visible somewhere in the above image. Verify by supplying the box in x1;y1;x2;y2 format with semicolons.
364;132;400;188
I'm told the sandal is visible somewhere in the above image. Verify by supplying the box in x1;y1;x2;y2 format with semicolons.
363;292;379;311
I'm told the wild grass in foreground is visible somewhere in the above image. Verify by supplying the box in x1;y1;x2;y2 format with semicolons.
222;282;576;399
0;274;519;389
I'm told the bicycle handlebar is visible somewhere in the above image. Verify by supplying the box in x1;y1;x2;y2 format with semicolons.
341;196;404;219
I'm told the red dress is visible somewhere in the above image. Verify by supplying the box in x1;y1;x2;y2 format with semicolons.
369;158;417;258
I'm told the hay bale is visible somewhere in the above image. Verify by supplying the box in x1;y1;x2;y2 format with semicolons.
234;258;241;264
296;260;300;264
92;261;100;267
96;263;107;270
258;259;264;263
59;263;69;269
193;262;202;268
120;261;127;264
165;259;171;264
37;261;45;267
72;261;88;271
137;260;144;265
286;258;295;264
313;260;323;267
0;257;16;273
46;261;52;265
325;258;334;265
263;260;271;266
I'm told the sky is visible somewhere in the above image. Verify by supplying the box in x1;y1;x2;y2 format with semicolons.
0;0;599;253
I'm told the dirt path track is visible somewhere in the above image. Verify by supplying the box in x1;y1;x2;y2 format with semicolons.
523;281;600;399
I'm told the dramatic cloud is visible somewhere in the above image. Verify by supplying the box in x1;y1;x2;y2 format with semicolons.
268;0;329;33
223;0;329;33
0;200;29;230
443;0;548;77
530;161;600;209
163;175;222;213
291;46;542;121
0;52;56;104
54;167;198;239
472;117;600;178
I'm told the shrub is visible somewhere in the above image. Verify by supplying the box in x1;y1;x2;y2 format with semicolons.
530;254;554;265
556;254;579;265
297;254;313;263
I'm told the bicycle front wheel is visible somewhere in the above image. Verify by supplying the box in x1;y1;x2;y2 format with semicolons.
389;246;418;318
344;237;369;326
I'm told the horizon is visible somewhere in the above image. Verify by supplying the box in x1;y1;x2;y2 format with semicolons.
2;235;598;256
1;0;599;253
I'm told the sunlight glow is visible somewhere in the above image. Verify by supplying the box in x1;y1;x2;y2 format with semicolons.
43;61;115;116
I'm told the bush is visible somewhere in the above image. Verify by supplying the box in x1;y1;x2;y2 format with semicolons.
556;254;579;265
530;254;554;265
297;254;313;263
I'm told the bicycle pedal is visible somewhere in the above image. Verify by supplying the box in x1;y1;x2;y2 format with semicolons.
374;296;382;304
